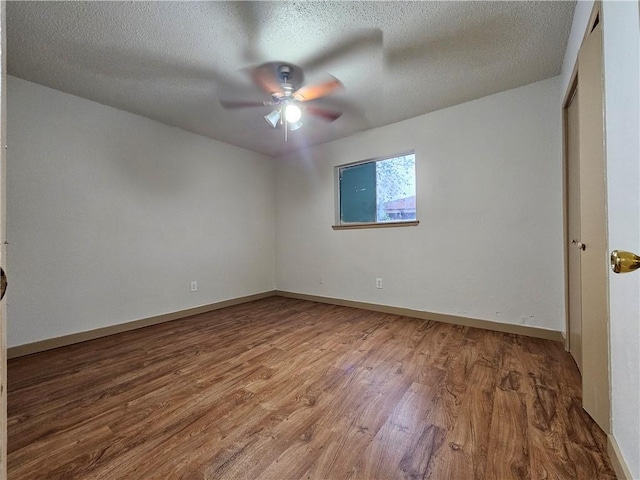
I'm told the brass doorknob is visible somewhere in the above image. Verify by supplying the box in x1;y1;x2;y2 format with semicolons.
610;250;640;274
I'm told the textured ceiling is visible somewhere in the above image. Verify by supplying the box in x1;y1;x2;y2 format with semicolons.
7;1;575;157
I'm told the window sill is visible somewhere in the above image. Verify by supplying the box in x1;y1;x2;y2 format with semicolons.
332;220;420;230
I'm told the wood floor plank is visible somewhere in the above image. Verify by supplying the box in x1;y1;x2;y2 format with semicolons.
7;297;615;479
438;364;496;478
524;388;578;480
355;380;444;480
485;388;531;480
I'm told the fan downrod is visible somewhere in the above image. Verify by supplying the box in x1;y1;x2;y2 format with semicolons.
277;65;293;83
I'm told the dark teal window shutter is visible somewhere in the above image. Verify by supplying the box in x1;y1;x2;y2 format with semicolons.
340;162;376;223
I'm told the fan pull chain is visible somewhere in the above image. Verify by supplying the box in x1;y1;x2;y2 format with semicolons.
284;113;288;142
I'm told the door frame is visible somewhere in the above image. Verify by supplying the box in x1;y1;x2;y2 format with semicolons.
564;83;582;370
562;77;577;354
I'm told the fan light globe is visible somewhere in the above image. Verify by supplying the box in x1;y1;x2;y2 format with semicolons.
264;109;281;128
289;120;303;131
285;104;302;123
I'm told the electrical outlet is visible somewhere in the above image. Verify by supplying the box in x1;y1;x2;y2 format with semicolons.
319;276;324;284
190;281;198;292
376;278;383;289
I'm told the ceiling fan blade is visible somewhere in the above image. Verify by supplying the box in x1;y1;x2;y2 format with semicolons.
219;99;271;109
305;105;343;122
250;63;285;96
293;76;344;102
384;17;506;69
300;28;383;72
233;1;263;62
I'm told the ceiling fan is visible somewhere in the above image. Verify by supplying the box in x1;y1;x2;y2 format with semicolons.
220;61;344;142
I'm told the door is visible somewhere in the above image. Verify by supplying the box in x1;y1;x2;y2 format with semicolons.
0;2;6;478
603;2;640;476
577;20;610;433
566;86;582;372
565;19;611;433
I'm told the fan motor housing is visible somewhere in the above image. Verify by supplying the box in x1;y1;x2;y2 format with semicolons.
278;65;293;82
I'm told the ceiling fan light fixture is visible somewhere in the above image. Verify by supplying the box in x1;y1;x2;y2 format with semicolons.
285;104;302;123
264;109;280;128
289;120;303;131
221;62;345;143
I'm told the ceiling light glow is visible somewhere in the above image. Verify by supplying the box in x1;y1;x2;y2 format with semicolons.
285;104;302;123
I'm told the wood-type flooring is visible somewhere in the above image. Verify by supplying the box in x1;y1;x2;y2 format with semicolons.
8;297;616;479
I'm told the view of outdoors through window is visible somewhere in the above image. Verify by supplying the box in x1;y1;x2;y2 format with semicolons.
376;154;416;222
339;152;416;225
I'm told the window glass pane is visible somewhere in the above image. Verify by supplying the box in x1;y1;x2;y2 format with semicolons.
340;162;376;223
375;154;416;222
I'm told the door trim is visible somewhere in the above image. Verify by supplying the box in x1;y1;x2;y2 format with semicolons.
562;78;578;353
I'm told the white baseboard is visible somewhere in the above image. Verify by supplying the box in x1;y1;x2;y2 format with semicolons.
9;290;565;359
275;290;564;342
8;291;275;359
608;434;635;480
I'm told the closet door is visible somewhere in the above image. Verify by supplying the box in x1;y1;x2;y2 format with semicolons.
577;20;610;433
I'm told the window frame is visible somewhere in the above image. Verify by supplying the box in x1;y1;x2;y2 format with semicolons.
333;151;419;230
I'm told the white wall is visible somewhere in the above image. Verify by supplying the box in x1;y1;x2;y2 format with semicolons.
275;77;564;332
601;2;640;476
7;76;275;347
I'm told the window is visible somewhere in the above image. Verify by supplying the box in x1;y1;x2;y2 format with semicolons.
334;152;417;229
